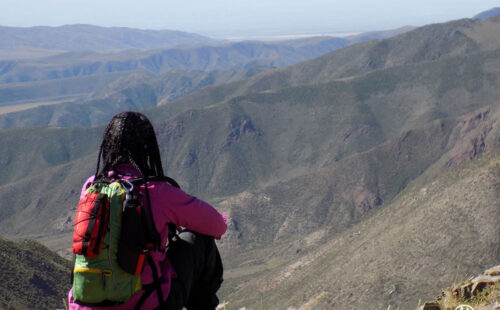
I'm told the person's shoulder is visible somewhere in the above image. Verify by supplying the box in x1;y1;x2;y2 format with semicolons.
80;175;95;199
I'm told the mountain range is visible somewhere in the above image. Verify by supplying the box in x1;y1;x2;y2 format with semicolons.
0;10;499;310
0;24;219;58
0;25;411;129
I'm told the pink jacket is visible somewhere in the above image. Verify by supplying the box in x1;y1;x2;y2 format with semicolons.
69;165;227;309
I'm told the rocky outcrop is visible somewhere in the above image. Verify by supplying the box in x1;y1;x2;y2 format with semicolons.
446;108;491;168
420;266;500;310
222;116;261;151
453;266;500;300
347;185;383;216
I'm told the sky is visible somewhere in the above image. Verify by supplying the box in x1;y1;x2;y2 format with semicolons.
0;0;499;38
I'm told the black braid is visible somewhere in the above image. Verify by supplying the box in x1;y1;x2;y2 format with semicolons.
94;117;117;179
93;111;165;247
94;146;103;180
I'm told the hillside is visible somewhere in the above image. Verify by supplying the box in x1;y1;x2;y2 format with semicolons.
220;148;500;309
214;103;500;251
0;67;270;128
0;238;71;310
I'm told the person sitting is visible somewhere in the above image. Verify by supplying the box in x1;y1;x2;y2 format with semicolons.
68;111;227;310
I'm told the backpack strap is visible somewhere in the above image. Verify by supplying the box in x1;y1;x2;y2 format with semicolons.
127;175;181;308
147;252;164;305
134;252;164;310
129;175;181;245
134;284;155;310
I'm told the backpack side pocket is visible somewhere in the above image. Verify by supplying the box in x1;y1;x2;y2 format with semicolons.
72;193;110;258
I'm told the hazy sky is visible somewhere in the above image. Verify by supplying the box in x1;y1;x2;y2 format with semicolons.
1;0;498;38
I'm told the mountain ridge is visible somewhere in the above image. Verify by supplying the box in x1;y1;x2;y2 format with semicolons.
0;24;220;56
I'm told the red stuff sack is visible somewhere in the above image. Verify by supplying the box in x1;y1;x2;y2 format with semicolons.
72;193;110;258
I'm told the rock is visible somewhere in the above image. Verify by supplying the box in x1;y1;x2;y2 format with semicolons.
454;273;500;298
420;265;500;310
455;281;475;299
485;265;500;276
470;275;500;296
476;304;500;310
420;302;441;310
349;186;383;215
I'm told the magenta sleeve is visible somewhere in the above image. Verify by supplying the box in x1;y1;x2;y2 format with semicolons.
80;175;95;199
150;183;228;239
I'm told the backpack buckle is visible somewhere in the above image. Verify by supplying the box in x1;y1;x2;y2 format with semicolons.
120;179;134;200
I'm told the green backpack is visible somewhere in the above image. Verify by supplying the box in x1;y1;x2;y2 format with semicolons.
72;180;145;305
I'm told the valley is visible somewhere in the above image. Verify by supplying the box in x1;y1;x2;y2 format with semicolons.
0;11;499;310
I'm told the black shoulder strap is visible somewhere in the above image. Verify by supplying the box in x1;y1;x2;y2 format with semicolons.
134;253;164;309
128;175;180;308
127;176;181;248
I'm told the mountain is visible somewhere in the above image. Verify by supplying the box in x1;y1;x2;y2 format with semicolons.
0;238;71;309
0;24;219;58
0;14;500;310
0;26;416;129
473;7;500;20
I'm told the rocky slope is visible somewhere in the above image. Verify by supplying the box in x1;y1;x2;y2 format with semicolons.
420;266;499;310
220;148;500;309
0;238;71;310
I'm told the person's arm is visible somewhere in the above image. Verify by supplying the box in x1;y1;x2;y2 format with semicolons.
152;183;227;239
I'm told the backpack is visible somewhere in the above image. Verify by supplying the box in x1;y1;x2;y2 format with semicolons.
72;179;143;305
72;175;181;306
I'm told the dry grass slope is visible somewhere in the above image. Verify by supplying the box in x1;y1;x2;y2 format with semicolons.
0;238;71;310
220;150;500;309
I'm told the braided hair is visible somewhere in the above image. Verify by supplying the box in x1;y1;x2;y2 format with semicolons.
93;111;167;249
95;111;164;180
